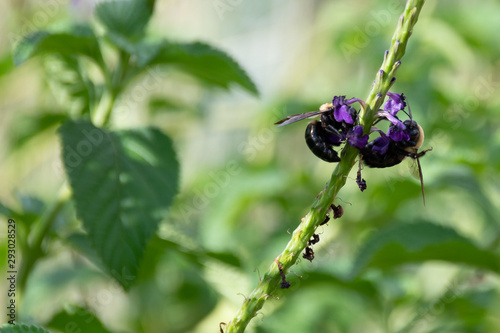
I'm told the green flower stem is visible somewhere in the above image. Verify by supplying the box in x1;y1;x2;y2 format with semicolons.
96;50;130;127
361;0;426;124
225;1;425;332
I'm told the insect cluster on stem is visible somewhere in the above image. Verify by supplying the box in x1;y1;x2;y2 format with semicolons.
275;93;432;202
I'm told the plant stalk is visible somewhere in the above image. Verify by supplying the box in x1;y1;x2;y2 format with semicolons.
225;1;426;332
17;185;71;309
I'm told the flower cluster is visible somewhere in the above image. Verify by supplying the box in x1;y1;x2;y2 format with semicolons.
336;92;410;155
365;92;412;155
283;92;415;169
325;93;412;152
325;92;415;191
321;96;369;149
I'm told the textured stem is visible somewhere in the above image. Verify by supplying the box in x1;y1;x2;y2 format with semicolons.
225;1;425;332
361;0;426;124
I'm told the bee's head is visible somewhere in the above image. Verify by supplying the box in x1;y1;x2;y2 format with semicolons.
402;119;424;152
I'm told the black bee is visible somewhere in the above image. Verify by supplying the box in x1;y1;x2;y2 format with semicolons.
361;113;432;203
275;103;349;163
361;120;425;168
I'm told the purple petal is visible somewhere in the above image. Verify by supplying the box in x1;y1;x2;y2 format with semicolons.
347;125;369;149
384;92;406;115
352;125;364;136
379;111;406;130
334;105;354;124
332;95;346;107
387;126;411;141
371;135;391;155
346;98;365;107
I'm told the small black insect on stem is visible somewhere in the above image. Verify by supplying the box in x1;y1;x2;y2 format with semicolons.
356;157;367;192
302;247;315;262
277;261;291;289
331;204;344;219
308;234;320;246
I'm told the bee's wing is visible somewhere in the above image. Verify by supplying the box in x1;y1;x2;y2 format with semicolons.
275;110;330;127
409;158;426;205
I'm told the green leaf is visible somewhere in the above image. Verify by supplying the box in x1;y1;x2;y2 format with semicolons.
65;232;105;271
13;30;49;66
103;30;139;54
58;120;179;289
0;200;39;229
13;24;102;66
95;0;154;38
47;305;112;333
0;53;14;78
16;195;46;229
9;112;67;149
148;96;188;114
206;251;242;268
446;289;496;328
0;202;22;221
349;222;500;279
48;56;103;116
0;324;51;333
433;169;499;229
138;41;258;95
152;236;242;268
301;272;378;299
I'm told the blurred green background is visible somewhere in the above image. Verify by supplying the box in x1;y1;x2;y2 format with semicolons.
1;0;500;332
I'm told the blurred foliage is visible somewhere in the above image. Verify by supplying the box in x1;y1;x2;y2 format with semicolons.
1;0;500;333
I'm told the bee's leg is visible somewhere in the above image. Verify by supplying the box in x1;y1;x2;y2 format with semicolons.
320;115;344;140
411;148;433;159
323;124;343;139
417;148;433;158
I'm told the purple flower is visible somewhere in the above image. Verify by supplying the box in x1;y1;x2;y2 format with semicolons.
346;98;365;107
331;95;347;107
377;110;408;143
347;125;369;149
334;105;354;124
331;96;359;124
384;92;406;115
370;132;391;155
387;125;410;141
378;111;405;129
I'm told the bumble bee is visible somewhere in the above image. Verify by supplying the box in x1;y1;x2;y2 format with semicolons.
361;113;432;203
275;102;354;163
361;119;429;168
